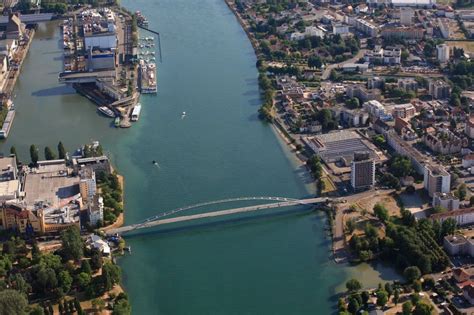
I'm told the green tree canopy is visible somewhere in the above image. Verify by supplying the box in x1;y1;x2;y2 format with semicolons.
61;226;83;261
58;142;66;159
0;289;27;315
373;203;389;222
404;266;421;283
346;279;362;292
30;145;39;166
44;147;56;161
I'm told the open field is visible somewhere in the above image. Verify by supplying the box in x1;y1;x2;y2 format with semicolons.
447;41;474;53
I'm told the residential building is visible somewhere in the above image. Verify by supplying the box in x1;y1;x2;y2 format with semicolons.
341;63;370;72
465;115;474;139
464;285;474;305
423;164;450;197
79;167;97;202
429;80;451;99
346;85;381;102
332;23;350;35
0;203;42;234
433;207;474;226
436;44;450;63
398;78;418;92
433;192;460;211
400;8;414;25
350;151;375;189
355;18;378;37
381;27;425;40
392;103;416;119
340;109;369;127
444;235;472;256
386;130;427;174
88;195;104;227
364;100;393;120
368;77;384;89
364;46;402;64
423;129;464;155
462;153;474;168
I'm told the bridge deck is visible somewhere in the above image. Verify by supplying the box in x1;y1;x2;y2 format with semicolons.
106;197;332;235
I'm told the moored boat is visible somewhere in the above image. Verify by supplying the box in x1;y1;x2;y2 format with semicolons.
131;104;142;121
98;106;115;118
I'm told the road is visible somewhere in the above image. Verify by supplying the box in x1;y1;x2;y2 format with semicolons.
321;49;367;80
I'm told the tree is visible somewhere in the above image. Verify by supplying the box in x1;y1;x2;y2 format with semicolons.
30;145;39;166
441;218;457;237
58;300;64;314
346;218;356;234
0;289;28;315
384;282;393;298
59;270;73;294
58;142;66;160
361;291;370;306
9;146;17;159
389;156;413;178
30;306;44;315
74;299;83;315
76;272;91;288
457;183;467;201
402;301;413;315
394;289;400;305
102;262;121;291
376;290;388;308
347;297;360;314
308;55;322;69
346;279;362;292
44;147;56;160
36;267;58;294
9;273;30;296
373;203;389;222
91;298;105;312
81;260;92;275
413;302;433;315
90;249;103;271
404;266;421;283
112;296;131;315
61;226;83;261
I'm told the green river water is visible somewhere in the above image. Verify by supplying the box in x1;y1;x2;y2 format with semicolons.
0;0;400;313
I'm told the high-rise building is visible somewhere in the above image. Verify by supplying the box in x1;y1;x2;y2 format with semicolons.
429;80;451;99
436;44;450;63
424;164;451;197
351;151;375;190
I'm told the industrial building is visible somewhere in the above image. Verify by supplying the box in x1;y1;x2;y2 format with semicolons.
302;130;377;164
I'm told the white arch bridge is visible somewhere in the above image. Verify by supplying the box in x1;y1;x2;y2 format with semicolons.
105;196;341;235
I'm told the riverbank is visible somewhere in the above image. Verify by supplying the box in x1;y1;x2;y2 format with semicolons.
101;173;125;232
0;27;36;139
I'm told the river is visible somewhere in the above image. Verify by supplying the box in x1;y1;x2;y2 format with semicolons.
0;0;400;314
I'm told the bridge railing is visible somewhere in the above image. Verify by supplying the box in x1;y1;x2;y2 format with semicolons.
136;196;302;225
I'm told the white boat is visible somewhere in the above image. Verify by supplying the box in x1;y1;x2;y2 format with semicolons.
98;106;115;118
131;104;142;121
182;111;186;116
